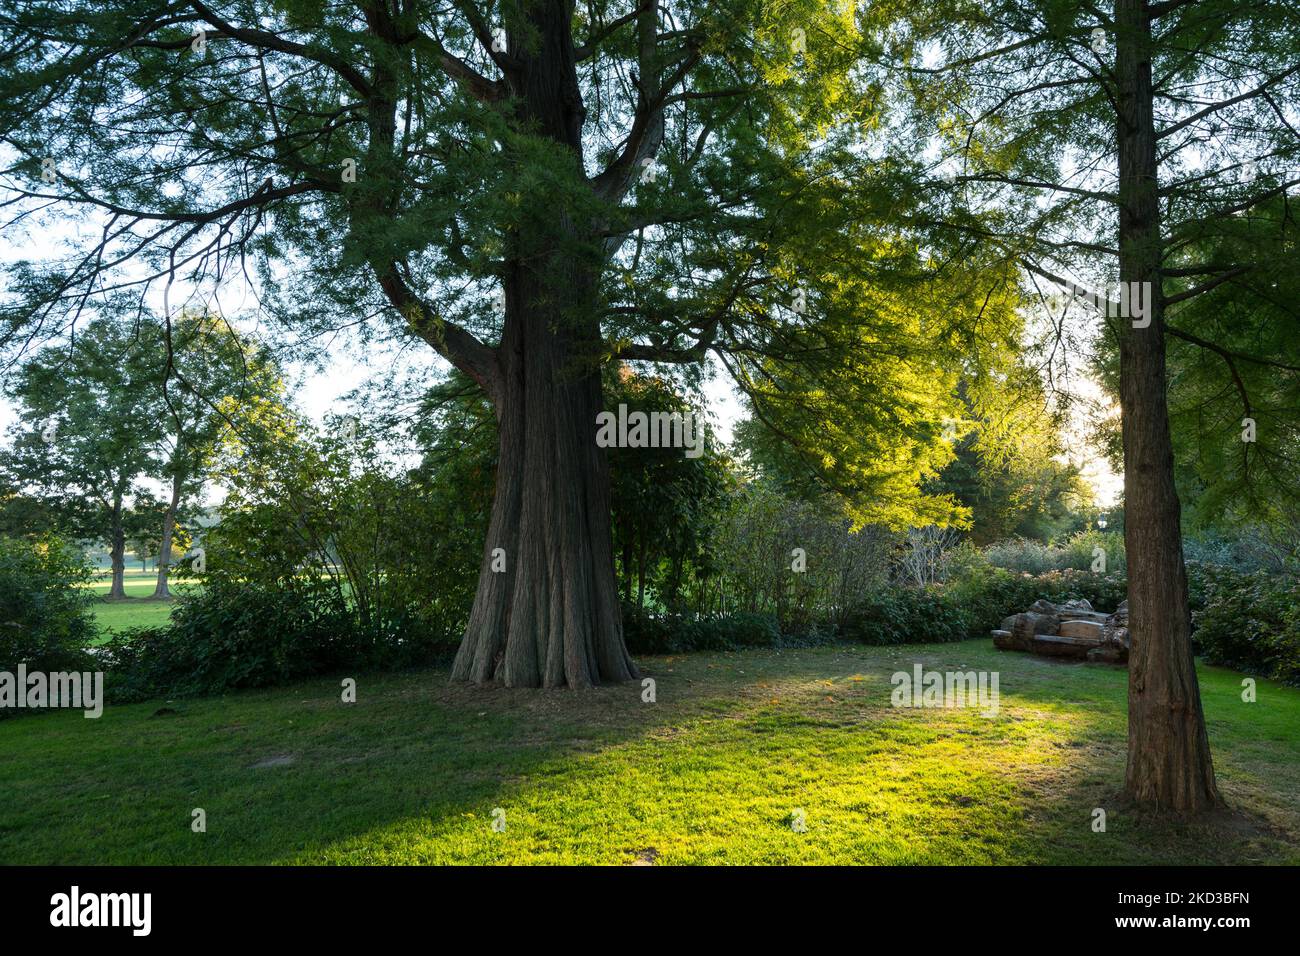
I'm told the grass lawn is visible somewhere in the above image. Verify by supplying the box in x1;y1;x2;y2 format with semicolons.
1;638;1296;865
82;570;176;639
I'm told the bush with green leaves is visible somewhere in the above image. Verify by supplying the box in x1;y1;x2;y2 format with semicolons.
0;535;96;678
621;603;832;655
839;566;1129;646
981;537;1058;574
696;482;893;632
203;410;483;652
983;531;1126;574
1191;566;1300;686
104;578;367;700
838;587;971;645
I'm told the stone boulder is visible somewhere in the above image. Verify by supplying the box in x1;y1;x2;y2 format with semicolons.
1097;600;1130;664
1031;634;1096;659
1004;611;1060;651
991;597;1130;666
1058;619;1106;641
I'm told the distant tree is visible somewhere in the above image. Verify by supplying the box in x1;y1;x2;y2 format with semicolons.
605;368;734;613
933;376;1095;544
129;533;159;573
149;312;286;597
2;316;163;598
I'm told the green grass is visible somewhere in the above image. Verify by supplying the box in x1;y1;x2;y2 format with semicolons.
83;568;160;598
1;639;1296;865
82;570;176;639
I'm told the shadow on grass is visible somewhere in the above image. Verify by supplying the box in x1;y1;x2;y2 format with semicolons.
0;640;1296;864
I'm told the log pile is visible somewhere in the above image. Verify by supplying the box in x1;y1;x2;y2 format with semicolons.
991;598;1129;664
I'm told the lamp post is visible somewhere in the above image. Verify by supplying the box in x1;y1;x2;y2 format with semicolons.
1097;515;1108;530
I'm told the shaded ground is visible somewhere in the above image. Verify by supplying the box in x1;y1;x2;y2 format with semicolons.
0;639;1295;864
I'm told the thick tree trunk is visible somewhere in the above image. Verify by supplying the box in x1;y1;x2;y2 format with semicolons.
451;281;638;688
1114;0;1221;812
449;0;638;687
153;473;182;598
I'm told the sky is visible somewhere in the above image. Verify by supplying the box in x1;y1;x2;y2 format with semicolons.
0;210;1120;510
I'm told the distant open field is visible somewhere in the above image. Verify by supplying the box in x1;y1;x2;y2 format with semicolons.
82;570;177;639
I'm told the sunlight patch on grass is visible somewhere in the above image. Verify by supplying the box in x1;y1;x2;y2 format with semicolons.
1;640;1297;865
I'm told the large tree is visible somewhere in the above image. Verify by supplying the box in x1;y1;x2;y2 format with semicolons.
0;0;992;686
1;316;164;598
866;0;1300;810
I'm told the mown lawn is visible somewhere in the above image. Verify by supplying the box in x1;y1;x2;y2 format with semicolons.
82;570;176;639
1;639;1296;865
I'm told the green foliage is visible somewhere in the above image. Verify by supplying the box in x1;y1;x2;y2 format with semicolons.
931;380;1093;545
102;579;358;700
204;412;478;655
0;535;96;676
621;604;831;655
1183;525;1300;574
1;313;163;547
1090;196;1300;546
838;587;972;646
0;0;1049;537
1191;566;1300;686
606;370;735;614
840;566;1128;647
726;255;1030;530
98;379;496;701
622;607;774;654
689;480;894;632
983;531;1127;575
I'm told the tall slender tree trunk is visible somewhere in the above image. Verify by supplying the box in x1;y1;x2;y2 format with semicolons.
108;493;127;600
636;535;647;610
450;0;637;687
153;473;183;598
1114;0;1220;812
622;531;634;603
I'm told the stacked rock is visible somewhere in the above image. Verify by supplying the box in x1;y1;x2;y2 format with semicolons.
991;598;1129;664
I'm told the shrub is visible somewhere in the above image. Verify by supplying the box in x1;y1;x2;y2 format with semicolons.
621;602;677;655
621;603;829;654
1057;530;1127;573
678;612;784;651
696;483;893;631
1191;567;1300;686
839;567;1128;647
982;537;1057;574
0;535;97;678
103;577;447;700
838;587;970;645
983;531;1126;574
